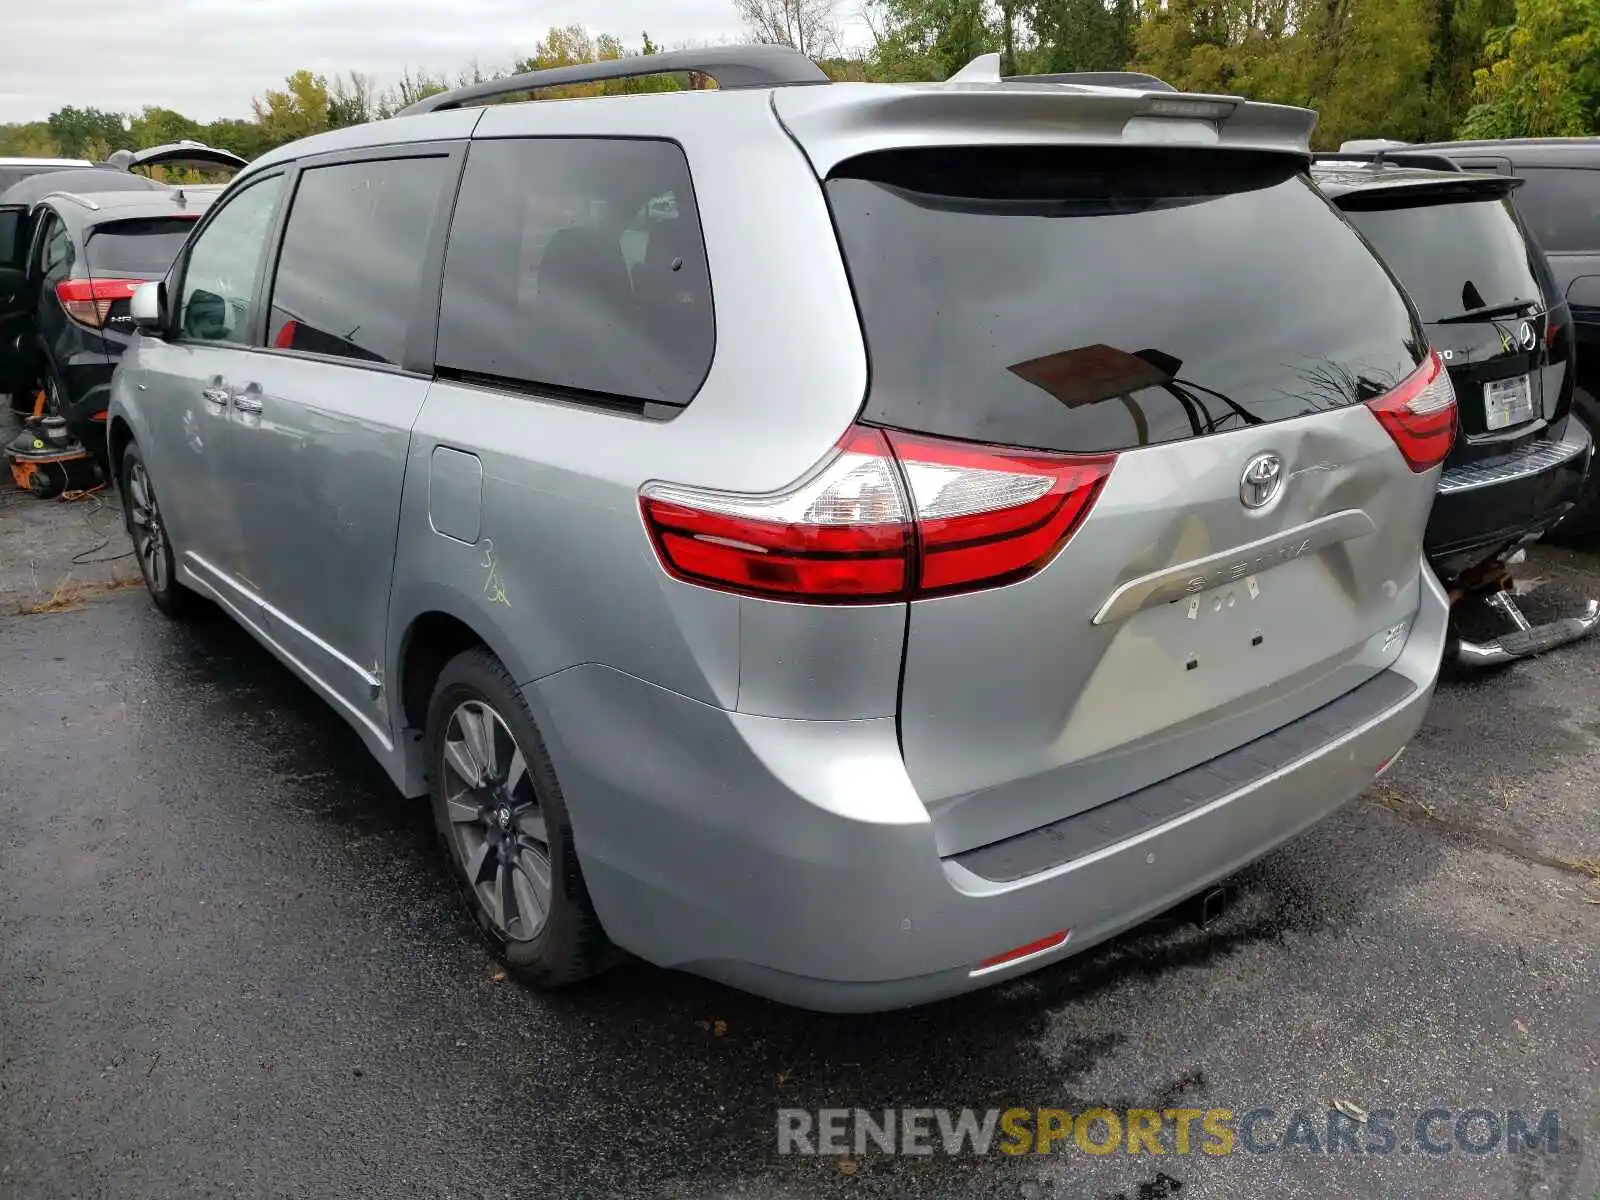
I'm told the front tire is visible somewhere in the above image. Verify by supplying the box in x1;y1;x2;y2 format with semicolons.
120;444;192;618
425;647;609;987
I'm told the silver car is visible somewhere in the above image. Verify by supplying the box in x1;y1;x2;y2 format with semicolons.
108;47;1453;1011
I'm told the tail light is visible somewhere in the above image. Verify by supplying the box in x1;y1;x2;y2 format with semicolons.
639;427;1115;603
56;278;143;328
1366;349;1456;472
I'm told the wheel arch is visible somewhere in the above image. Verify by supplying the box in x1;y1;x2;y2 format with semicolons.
389;595;548;797
107;415;136;486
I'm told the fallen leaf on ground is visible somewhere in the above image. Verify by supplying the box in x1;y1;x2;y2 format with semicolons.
1333;1099;1369;1124
837;1160;858;1176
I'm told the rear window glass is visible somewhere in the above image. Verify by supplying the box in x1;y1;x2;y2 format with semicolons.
267;155;452;367
437;138;714;407
1343;196;1546;321
1512;167;1599;254
827;147;1423;453
86;217;198;276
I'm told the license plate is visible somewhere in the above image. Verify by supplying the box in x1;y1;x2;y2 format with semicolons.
1484;373;1535;431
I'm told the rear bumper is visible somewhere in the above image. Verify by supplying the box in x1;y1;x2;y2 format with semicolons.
1426;420;1592;572
532;563;1449;1012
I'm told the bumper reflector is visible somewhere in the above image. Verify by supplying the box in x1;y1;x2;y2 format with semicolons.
970;929;1071;977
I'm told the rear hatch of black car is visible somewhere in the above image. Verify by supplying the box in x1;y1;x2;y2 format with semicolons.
1334;177;1576;464
82;215;200;350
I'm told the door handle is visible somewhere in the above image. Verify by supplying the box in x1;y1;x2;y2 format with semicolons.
201;386;230;405
232;393;263;415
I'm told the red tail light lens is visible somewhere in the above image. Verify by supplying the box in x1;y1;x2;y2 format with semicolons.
887;431;1115;595
56;278;143;329
639;427;1115;603
1366;350;1456;472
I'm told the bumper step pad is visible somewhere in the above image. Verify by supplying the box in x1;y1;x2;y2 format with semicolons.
1453;591;1600;668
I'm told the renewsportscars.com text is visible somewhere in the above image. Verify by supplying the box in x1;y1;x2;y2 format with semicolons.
777;1106;1562;1158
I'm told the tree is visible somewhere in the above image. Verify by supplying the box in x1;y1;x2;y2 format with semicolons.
46;107;132;158
1459;0;1600;137
200;118;272;161
0;123;63;157
327;72;376;129
373;70;452;119
734;0;843;57
251;70;331;148
130;106;201;148
863;0;997;80
1026;0;1137;74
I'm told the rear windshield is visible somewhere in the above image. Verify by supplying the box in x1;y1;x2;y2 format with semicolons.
827;147;1424;453
1340;195;1545;322
86;217;198;276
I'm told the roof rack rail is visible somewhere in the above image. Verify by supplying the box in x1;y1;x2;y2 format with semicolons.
41;191;100;211
398;45;830;116
1314;149;1464;173
1006;70;1177;92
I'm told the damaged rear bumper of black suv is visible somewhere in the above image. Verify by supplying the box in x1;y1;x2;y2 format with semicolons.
1425;417;1593;578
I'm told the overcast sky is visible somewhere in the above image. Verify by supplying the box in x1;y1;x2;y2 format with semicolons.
1;0;861;124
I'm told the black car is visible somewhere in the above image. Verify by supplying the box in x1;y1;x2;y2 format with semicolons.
1313;158;1598;664
1335;137;1600;533
0;181;214;457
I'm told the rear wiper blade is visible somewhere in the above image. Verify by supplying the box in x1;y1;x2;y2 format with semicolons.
1435;297;1539;324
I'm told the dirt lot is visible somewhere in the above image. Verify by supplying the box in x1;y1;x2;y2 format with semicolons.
1;443;1596;1199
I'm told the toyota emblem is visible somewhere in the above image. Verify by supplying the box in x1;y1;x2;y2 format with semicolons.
1518;321;1538;352
1240;453;1284;509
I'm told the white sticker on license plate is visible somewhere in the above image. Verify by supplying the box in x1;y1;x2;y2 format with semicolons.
1484;373;1535;431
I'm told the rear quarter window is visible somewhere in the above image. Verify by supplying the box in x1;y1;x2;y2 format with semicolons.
436;138;714;407
827;147;1425;453
1512;167;1599;254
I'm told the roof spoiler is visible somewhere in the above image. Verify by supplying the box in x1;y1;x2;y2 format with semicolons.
946;54;1176;91
1007;70;1176;92
103;141;248;176
1316;149;1464;173
398;45;830;116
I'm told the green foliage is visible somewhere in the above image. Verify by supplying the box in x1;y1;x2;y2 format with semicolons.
1459;0;1600;137
130;106;201;147
2;7;1594;166
251;69;331;146
863;0;997;80
46;106;133;158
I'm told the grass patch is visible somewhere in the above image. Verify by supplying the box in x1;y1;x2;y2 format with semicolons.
16;574;141;615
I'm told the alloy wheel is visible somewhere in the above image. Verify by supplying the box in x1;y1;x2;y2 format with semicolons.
126;461;169;595
440;700;554;942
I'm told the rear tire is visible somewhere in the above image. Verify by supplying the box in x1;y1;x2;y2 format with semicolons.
425;646;610;987
120;444;193;618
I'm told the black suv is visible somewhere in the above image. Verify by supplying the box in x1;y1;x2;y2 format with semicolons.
0;178;214;458
1335;138;1600;532
1313;158;1597;664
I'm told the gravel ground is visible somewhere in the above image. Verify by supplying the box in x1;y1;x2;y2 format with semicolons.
1;457;1596;1199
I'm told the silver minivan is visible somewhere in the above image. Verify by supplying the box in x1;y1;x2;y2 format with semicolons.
108;47;1452;1011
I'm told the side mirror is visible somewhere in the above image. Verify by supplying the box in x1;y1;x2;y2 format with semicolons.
130;280;166;333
